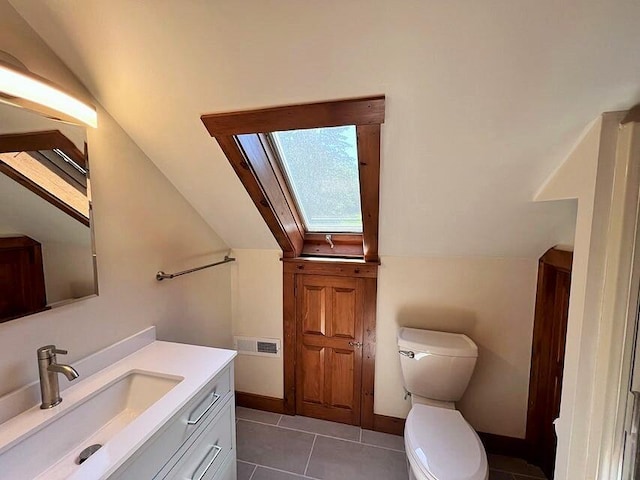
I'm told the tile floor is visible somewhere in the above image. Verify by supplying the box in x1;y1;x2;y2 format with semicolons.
235;407;547;480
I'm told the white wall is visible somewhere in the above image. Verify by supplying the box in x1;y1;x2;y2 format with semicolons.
41;241;95;303
230;250;539;438
230;249;283;398
0;1;232;398
376;256;538;437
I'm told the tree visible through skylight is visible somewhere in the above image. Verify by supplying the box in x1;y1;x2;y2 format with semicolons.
271;126;362;233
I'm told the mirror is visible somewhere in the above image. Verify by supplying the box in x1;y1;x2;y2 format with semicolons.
0;103;96;323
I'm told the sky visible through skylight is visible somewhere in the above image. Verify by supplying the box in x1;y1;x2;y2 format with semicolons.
272;125;362;233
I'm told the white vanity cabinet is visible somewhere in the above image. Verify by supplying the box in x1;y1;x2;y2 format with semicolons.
110;363;236;480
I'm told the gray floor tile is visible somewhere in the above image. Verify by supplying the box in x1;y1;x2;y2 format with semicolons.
252;466;310;479
236;406;282;425
236;419;315;474
278;415;360;441
237;460;257;480
361;429;405;451
489;469;515;480
488;455;545;478
306;435;408;480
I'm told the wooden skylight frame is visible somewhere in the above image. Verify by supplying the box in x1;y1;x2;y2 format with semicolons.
201;96;384;262
0;130;89;226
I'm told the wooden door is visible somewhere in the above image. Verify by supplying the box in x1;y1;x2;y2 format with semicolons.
526;248;572;479
295;274;364;425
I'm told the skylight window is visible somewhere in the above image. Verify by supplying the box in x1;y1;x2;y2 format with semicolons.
270;126;362;233
201;95;384;260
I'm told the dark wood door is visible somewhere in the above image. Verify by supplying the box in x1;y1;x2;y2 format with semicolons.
0;236;47;322
295;274;364;425
526;248;573;479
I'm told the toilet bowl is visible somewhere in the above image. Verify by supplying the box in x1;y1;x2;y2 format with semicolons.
398;328;488;480
405;404;487;480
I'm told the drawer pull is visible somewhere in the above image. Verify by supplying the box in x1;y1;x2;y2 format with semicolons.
191;445;222;480
188;393;221;425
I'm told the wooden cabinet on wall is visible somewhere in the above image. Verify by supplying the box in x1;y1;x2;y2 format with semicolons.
0;236;47;322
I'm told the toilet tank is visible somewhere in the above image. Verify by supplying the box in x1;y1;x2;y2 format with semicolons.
398;328;478;402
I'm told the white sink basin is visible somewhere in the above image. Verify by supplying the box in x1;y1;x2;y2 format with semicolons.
0;370;182;480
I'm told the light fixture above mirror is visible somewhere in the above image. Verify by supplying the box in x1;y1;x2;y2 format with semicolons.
0;51;97;128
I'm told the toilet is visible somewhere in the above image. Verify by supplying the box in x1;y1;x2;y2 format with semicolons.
398;327;488;480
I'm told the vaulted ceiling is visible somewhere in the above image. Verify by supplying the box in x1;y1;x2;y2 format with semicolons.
11;0;640;258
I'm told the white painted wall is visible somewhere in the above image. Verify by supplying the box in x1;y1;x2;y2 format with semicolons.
0;1;231;398
376;256;538;437
230;250;540;438
230;249;283;398
41;241;95;303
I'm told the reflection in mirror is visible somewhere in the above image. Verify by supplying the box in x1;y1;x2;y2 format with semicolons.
0;103;96;323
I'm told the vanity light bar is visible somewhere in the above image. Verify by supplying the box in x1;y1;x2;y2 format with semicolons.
0;60;97;128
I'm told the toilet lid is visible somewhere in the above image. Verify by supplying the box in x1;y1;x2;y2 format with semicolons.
405;404;487;480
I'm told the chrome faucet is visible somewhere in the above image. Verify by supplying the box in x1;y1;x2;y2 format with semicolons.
37;345;79;409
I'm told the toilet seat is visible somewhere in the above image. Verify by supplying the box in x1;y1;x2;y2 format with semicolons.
405;404;487;480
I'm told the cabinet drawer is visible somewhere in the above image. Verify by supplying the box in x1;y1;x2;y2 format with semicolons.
164;401;234;480
211;452;236;480
111;366;232;479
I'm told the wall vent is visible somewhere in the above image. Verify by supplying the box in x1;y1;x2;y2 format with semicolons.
233;336;281;357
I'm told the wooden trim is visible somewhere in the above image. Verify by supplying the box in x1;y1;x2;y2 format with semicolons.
540;247;573;272
202;97;384;261
236;134;304;255
356;124;381;262
235;391;286;414
283;257;378;278
216;135;301;257
0;130;86;168
282;270;297;415
361;277;377;430
0;161;90;227
477;432;528;458
301;233;364;258
622;104;640;125
371;414;404;436
202;96;385;136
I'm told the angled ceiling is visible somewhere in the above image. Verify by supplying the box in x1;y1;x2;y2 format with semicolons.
10;0;640;258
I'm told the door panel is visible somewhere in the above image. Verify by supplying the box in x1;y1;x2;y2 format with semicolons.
302;285;326;335
333;288;356;338
301;345;325;405
330;349;355;409
296;274;363;425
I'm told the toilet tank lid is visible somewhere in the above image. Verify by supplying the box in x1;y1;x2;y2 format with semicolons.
397;328;478;357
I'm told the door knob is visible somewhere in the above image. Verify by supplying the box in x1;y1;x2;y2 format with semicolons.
349;341;362;348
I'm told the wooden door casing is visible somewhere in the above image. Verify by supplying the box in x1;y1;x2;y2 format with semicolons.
526;248;572;479
296;274;364;425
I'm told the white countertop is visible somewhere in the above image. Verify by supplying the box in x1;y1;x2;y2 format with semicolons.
0;340;236;479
